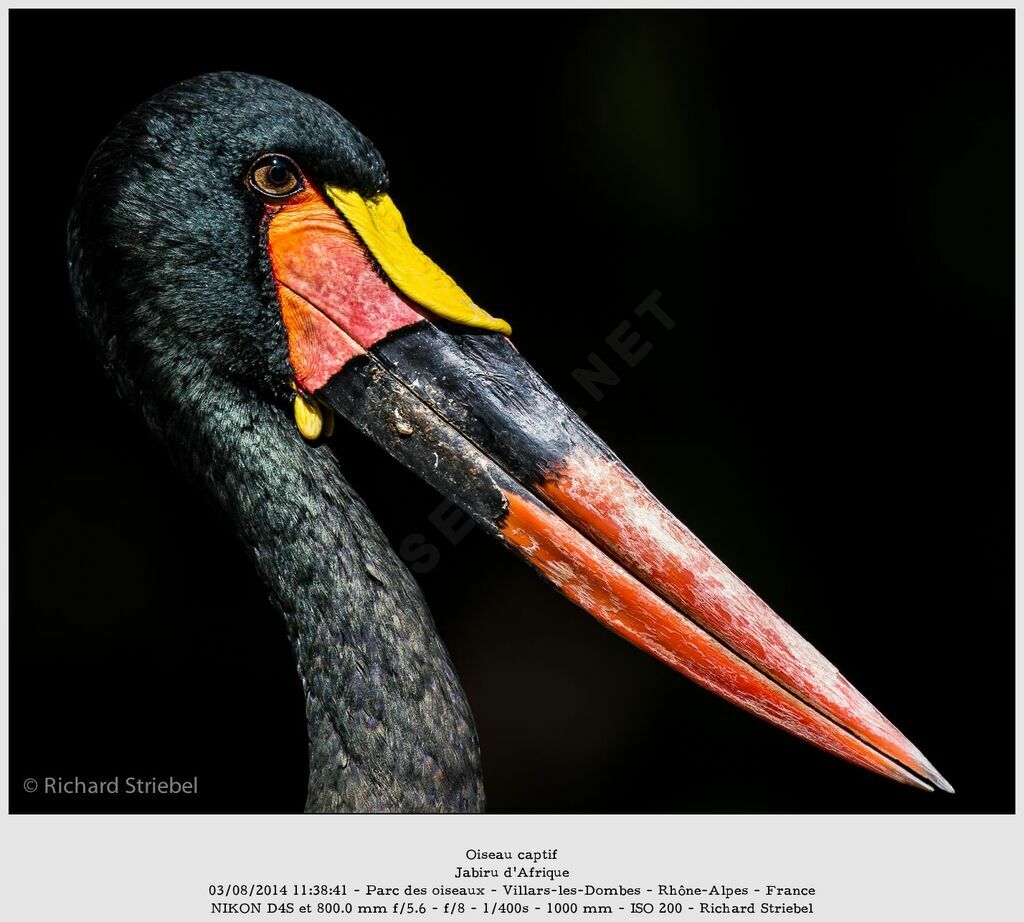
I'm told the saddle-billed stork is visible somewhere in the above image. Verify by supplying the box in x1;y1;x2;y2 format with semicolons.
68;72;950;812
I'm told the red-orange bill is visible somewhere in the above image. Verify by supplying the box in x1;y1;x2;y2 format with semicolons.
267;189;951;793
317;337;945;792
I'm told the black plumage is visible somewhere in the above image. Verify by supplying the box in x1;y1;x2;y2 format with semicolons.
68;72;484;813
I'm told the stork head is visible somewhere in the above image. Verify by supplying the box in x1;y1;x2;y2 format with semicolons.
69;72;389;406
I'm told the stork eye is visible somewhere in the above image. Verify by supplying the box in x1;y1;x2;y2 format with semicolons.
249;154;302;199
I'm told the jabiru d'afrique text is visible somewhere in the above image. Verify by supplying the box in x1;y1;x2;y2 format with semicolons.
67;72;952;812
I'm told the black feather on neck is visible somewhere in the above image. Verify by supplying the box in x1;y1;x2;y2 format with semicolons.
192;386;484;812
67;72;484;812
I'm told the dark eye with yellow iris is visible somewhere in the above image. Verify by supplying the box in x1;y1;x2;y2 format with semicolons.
249;154;302;199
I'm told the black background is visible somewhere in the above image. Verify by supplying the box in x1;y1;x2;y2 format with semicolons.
9;10;1012;813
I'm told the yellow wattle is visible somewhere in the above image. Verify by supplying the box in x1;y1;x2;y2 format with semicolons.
293;391;324;441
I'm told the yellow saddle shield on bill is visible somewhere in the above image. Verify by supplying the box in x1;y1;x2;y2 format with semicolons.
325;185;511;336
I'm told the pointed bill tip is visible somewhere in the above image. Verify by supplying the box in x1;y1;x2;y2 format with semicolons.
898;740;954;793
879;744;950;792
903;773;935;793
925;768;955;794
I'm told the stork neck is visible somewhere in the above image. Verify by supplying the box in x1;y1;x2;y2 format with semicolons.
171;385;484;812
